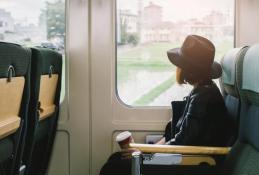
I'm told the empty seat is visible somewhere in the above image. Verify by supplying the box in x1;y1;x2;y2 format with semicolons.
23;47;62;175
222;43;259;175
0;42;31;175
220;46;249;145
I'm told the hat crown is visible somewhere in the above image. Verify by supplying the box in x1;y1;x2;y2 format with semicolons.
181;35;215;67
166;35;221;79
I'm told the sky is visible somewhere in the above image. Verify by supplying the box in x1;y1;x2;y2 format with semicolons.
117;0;234;22
0;0;59;25
0;0;234;25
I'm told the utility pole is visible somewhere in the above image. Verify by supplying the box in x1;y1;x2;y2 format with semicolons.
137;0;143;43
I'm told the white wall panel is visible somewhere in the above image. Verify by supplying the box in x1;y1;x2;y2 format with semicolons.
49;0;91;174
90;0;170;174
236;0;259;46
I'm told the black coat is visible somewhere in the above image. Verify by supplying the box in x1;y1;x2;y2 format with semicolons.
166;81;230;146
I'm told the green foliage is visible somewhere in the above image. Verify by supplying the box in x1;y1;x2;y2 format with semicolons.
133;75;175;106
127;33;139;46
117;43;177;83
0;34;4;40
120;20;127;44
40;0;65;40
118;43;179;61
23;38;31;42
119;18;139;45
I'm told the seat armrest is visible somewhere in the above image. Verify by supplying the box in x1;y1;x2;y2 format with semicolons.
130;144;229;175
142;153;217;166
131;151;220;175
129;143;231;155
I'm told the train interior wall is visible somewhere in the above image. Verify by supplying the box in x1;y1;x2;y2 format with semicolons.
47;0;259;175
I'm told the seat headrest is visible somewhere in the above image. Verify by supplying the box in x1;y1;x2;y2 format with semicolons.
221;46;248;97
238;44;259;105
31;47;62;75
0;42;31;78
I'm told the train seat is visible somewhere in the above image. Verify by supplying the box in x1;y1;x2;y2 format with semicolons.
220;46;249;145
23;47;62;175
221;43;259;175
130;44;259;175
0;42;31;175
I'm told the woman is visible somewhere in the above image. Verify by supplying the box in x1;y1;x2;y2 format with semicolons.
156;35;229;146
100;35;229;175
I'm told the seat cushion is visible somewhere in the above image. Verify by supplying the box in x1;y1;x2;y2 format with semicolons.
35;117;52;141
223;141;259;175
0;137;13;163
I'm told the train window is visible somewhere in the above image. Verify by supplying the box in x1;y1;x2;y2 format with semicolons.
0;0;66;100
116;0;234;106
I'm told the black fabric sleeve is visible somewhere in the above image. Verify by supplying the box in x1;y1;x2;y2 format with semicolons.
170;93;207;145
171;100;187;136
163;121;172;142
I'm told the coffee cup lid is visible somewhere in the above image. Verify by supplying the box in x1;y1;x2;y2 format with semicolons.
116;131;132;142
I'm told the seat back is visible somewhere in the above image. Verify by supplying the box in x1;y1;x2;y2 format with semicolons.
220;46;249;145
24;47;62;175
0;42;31;175
223;44;259;175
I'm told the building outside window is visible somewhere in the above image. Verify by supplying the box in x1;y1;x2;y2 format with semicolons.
0;0;65;53
116;0;234;106
0;0;66;99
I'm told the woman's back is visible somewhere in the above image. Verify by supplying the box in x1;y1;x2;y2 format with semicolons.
171;81;228;146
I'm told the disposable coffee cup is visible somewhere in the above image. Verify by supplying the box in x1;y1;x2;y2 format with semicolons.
116;131;133;149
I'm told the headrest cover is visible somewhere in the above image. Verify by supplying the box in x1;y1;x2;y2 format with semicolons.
242;44;259;93
222;48;242;85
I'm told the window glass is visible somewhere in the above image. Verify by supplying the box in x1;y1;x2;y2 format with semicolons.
0;0;66;99
116;0;234;106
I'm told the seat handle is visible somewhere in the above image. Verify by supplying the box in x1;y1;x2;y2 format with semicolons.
49;65;54;78
7;65;15;82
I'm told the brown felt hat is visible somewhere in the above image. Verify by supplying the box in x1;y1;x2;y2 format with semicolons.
167;35;222;79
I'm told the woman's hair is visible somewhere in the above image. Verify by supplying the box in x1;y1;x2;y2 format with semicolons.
176;67;185;84
176;67;210;85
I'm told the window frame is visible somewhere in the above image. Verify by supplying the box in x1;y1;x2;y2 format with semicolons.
115;0;236;108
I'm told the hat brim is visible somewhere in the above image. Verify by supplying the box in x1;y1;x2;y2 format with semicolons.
167;48;222;79
167;48;186;70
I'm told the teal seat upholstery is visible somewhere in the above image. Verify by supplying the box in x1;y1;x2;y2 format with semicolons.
0;42;31;175
221;43;259;175
220;46;249;145
23;48;62;175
